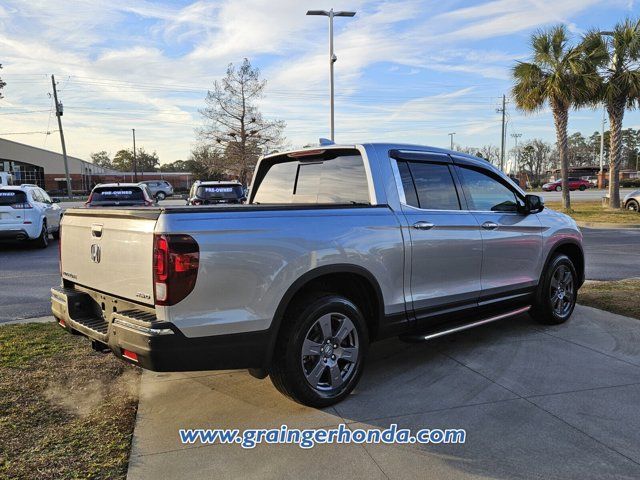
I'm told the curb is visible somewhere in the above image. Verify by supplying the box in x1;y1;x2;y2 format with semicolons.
0;316;55;326
577;221;640;230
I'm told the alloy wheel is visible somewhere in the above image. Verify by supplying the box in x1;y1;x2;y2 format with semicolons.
300;312;359;393
550;264;574;317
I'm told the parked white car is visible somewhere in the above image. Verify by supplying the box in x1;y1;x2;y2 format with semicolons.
0;184;62;248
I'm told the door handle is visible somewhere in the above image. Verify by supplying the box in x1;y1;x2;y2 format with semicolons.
413;221;434;230
91;224;103;238
481;221;499;230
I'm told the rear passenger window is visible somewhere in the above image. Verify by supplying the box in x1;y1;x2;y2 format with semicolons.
396;161;460;210
396;161;419;208
457;167;518;212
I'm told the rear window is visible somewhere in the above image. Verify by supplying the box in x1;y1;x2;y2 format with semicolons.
0;190;27;205
252;151;370;204
196;185;244;200
91;186;145;202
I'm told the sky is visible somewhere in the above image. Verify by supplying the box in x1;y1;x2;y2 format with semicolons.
0;0;638;166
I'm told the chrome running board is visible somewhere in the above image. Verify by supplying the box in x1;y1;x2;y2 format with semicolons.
402;305;531;342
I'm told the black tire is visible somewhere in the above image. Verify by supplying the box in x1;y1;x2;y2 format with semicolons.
530;254;577;325
626;200;639;212
52;217;61;240
156;192;166;201
579;185;586;191
555;185;562;192
269;294;368;408
33;221;49;249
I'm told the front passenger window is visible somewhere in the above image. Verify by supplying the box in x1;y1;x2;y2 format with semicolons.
457;167;519;212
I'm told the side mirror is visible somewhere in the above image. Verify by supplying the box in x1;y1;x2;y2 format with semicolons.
51;198;60;203
521;194;544;214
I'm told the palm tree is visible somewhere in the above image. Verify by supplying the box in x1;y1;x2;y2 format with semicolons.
512;25;600;210
582;19;640;209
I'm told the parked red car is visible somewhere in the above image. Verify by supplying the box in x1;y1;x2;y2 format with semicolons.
542;178;591;192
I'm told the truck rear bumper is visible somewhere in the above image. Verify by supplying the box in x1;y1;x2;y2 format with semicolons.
51;285;270;371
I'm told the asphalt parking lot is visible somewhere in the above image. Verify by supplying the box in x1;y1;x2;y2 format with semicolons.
540;187;635;203
128;305;640;479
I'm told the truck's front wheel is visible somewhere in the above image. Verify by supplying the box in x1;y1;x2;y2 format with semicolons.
269;294;368;407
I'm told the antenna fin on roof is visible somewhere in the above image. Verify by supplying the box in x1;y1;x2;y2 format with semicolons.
319;138;334;146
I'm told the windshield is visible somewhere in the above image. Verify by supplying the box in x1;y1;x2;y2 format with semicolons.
91;186;146;203
196;185;244;200
0;190;26;206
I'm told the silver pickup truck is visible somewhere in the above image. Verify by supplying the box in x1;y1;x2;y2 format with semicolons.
52;143;584;407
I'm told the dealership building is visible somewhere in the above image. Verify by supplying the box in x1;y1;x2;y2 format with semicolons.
0;137;194;193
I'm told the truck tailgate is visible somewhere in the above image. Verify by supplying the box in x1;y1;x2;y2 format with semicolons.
60;209;160;305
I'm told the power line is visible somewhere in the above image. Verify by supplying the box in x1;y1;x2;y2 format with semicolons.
0;130;58;135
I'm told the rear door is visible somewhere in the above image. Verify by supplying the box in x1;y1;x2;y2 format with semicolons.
392;152;483;325
454;162;543;300
37;188;58;228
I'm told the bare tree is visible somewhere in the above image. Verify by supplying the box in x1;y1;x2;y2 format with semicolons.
520;139;552;185
478;145;501;166
0;64;6;99
199;58;285;184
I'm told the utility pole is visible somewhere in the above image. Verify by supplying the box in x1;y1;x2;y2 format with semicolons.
511;133;522;174
306;8;356;142
132;128;138;182
497;94;507;171
51;75;72;199
598;107;606;189
448;132;456;150
599;108;605;173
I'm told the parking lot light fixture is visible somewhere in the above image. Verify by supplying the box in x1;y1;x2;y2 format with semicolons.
306;8;356;142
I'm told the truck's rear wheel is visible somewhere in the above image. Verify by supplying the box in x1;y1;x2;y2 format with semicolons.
530;254;577;325
269;294;368;407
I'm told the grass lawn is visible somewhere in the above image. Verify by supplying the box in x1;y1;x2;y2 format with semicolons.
579;279;640;320
0;322;140;480
545;200;640;225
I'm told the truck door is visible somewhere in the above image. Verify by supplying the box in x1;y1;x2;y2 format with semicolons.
391;152;483;327
453;162;543;300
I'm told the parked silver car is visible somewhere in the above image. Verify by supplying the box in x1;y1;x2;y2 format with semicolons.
53;143;584;407
623;189;640;212
138;180;173;200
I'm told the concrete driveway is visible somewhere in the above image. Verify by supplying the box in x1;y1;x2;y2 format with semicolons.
128;305;640;479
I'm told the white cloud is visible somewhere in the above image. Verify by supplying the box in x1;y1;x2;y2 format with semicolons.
0;0;633;162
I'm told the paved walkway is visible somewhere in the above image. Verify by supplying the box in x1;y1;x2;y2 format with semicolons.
127;305;640;479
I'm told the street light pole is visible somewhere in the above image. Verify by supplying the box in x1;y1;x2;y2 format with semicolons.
448;132;456;150
511;133;522;174
306;8;356;142
132;128;138;182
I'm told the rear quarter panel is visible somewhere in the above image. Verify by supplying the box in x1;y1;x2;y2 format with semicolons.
156;207;406;338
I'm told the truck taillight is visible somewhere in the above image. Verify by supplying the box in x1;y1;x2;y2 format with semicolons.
85;192;93;206
153;234;199;306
